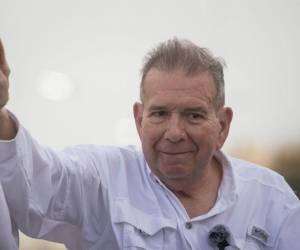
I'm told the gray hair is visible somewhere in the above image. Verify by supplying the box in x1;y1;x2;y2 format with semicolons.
140;38;226;109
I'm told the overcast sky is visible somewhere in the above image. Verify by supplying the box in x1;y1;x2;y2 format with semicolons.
1;0;300;152
1;1;300;248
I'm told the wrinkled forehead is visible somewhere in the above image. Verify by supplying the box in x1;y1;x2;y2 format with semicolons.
142;68;217;103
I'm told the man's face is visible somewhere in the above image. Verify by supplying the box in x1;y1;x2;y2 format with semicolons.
134;68;232;186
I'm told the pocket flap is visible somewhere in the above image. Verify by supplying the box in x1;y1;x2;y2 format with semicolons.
113;198;176;236
247;225;274;247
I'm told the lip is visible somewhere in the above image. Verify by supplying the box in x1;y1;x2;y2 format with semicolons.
159;151;191;155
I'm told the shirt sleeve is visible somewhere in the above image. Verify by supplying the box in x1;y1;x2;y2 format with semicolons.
0;113;108;247
274;205;300;249
0;183;19;250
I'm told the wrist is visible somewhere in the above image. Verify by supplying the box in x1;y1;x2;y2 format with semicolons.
0;108;17;140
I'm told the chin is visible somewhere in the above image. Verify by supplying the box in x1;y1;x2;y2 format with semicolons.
158;165;192;180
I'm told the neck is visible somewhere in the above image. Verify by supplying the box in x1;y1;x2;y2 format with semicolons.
165;156;223;217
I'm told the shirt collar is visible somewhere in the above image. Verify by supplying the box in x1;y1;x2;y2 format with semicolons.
144;150;239;219
214;150;239;207
191;150;238;220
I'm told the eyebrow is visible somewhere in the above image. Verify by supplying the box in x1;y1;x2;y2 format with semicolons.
147;105;208;113
148;105;167;111
184;107;207;113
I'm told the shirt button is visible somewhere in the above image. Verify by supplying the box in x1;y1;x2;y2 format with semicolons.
185;222;192;229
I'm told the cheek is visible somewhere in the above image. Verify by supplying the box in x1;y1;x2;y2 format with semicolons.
141;121;164;141
141;124;167;160
189;125;220;146
140;125;162;164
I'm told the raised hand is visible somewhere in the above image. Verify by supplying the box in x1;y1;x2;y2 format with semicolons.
0;39;16;140
0;39;10;109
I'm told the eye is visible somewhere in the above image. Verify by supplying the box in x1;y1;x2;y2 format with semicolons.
186;112;204;123
148;110;168;123
152;110;167;117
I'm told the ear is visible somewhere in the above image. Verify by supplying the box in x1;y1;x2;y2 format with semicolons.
133;102;144;137
216;107;233;149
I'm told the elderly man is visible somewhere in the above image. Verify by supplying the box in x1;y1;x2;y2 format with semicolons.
0;38;299;250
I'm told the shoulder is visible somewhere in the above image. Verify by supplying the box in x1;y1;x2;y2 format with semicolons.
231;157;290;192
227;156;299;246
229;156;298;207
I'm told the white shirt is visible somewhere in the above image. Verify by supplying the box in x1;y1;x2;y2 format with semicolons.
0;184;19;250
0;119;299;250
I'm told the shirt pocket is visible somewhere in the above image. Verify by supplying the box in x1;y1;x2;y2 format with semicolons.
113;198;176;250
243;225;274;250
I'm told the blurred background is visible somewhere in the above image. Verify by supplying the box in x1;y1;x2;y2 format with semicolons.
1;0;300;249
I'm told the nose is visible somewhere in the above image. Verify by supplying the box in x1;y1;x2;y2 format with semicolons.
164;113;186;143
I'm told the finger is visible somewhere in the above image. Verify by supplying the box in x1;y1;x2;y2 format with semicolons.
0;38;7;66
0;39;10;77
0;70;9;108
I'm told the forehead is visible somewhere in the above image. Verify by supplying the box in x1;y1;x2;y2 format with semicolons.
143;69;217;108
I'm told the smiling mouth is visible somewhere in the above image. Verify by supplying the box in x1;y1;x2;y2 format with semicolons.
160;151;190;155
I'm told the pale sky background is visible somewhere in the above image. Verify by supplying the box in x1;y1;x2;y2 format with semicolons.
1;0;300;248
1;0;300;153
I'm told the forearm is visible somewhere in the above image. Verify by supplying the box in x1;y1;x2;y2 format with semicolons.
0;108;17;140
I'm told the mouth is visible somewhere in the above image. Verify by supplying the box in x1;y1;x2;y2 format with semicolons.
159;151;191;155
